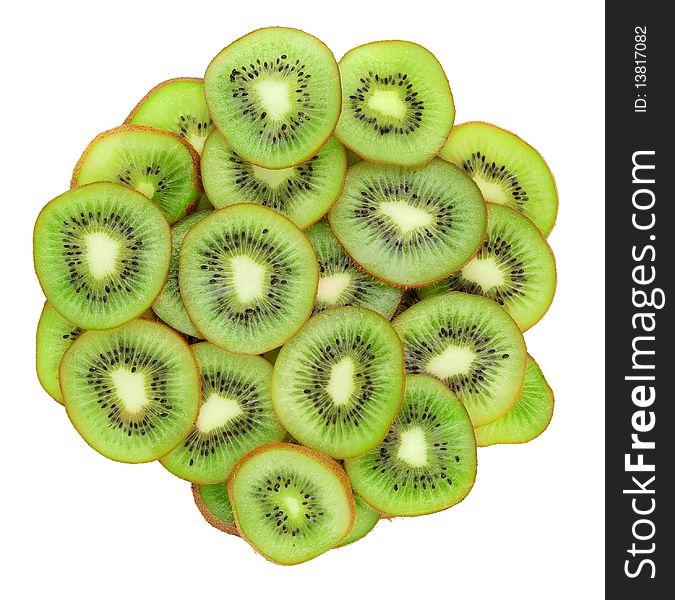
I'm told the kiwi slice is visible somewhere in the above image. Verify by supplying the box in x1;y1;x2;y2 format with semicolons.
179;204;318;354
192;482;239;536
336;41;454;166
33;182;171;330
271;306;404;459
160;343;285;483
474;355;554;446
306;220;402;319
345;374;476;516
201;131;347;229
440;122;558;236
339;496;379;547
418;204;556;330
228;443;354;565
71;125;202;224
36;302;83;404
126;78;213;154
204;27;341;169
392;289;418;320
392;292;526;426
59;319;201;463
329;158;486;287
151;210;211;337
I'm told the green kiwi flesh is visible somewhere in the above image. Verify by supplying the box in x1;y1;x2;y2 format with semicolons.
160;343;285;483
339;495;379;546
440;121;558;236
228;443;354;565
152;210;211;337
328;158;486;287
192;482;239;536
306;220;402;319
72;125;201;224
126;78;213;154
345;374;476;516
33;182;171;330
474;355;554;446
271;307;404;459
59;319;201;463
201;131;347;229
36;302;83;403
336;41;454;166
179;204;318;354
393;292;526;427
204;27;341;169
418;204;556;330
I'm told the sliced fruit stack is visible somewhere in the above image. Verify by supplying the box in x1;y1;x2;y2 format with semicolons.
33;26;557;566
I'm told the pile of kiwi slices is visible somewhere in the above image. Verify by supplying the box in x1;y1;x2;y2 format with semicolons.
32;26;558;566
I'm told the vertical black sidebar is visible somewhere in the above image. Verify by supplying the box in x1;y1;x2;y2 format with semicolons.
605;5;672;596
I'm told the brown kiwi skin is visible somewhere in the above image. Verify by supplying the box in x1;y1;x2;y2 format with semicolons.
70;124;203;222
59;319;202;464
227;442;356;565
335;40;455;168
124;77;204;124
440;121;559;236
204;27;342;170
191;483;240;537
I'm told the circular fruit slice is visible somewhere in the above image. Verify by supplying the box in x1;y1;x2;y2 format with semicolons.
151;210;211;337
419;204;556;330
474;355;554;446
201;132;347;229
440;121;558;236
271;306;404;459
33;182;171;330
228;443;354;565
336;40;454;166
192;483;239;536
179;204;318;354
71;125;202;224
60;319;201;463
328;159;486;287
393;292;526;426
306;220;402;318
345;374;476;516
204;27;341;169
126;78;213;154
36;302;83;404
339;496;379;547
160;343;286;483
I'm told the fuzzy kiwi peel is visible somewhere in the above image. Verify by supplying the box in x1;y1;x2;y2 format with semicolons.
192;483;240;536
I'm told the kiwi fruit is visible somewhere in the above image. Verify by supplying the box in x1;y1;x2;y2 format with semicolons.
346;149;361;167
393;292;526;427
195;193;214;211
228;443;354;565
151;210;211;337
329;158;486;287
271;306;404;459
201;131;347;229
36;302;83;403
126;78;213;154
339;495;379;547
204;27;341;169
59;319;201;463
33;182;171;330
160;343;286;483
418;204;556;330
71;125;202;224
345;374;476;516
192;482;239;536
474;355;554;446
336;41;454;166
179;204;318;354
440;122;558;236
306;220;402;319
392;289;418;320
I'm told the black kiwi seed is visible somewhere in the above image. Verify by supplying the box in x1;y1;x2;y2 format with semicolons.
461;151;528;208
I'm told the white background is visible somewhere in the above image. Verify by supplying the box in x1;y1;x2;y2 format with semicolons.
1;1;604;598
